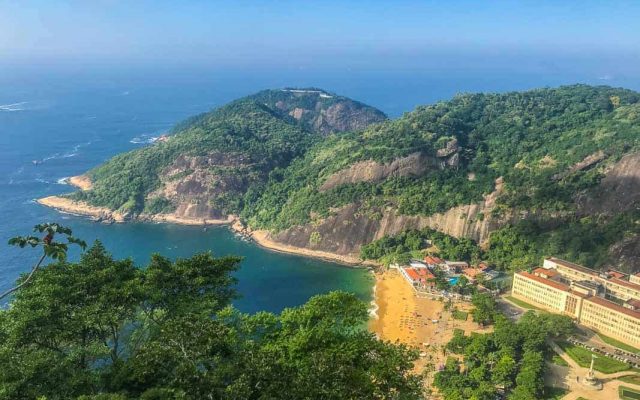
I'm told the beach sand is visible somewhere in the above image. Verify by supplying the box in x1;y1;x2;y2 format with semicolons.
369;269;493;377
369;269;446;346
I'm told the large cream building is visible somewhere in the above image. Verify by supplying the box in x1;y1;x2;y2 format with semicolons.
512;257;640;348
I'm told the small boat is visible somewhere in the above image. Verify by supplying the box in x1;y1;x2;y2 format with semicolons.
32;160;41;165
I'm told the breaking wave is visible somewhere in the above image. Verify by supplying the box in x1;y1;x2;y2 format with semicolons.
35;142;91;164
130;134;159;144
0;102;29;112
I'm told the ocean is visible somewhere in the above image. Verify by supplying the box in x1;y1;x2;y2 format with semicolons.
1;63;637;312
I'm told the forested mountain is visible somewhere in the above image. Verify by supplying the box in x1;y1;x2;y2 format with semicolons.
63;85;640;272
70;89;386;219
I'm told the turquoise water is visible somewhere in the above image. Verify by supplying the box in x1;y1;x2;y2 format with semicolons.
2;65;635;311
0;69;376;312
448;277;459;286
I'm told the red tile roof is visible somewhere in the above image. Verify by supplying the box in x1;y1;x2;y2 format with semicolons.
463;268;483;278
608;270;627;279
626;299;640;309
424;256;444;265
416;268;435;279
404;267;421;282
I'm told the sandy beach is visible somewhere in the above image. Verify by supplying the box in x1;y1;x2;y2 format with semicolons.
369;269;492;374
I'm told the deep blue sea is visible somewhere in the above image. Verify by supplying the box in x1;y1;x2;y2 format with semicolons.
1;64;637;312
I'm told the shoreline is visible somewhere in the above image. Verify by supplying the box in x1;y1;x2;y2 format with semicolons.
41;176;414;350
68;175;92;190
37;195;238;226
244;229;369;267
38;175;376;267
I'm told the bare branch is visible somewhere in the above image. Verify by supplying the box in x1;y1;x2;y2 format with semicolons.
0;253;47;300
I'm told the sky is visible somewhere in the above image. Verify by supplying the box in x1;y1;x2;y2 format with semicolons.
1;0;639;68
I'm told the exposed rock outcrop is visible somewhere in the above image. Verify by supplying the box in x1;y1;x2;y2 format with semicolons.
578;152;640;215
257;88;387;135
320;148;462;192
320;152;438;191
267;178;516;257
149;152;255;220
608;234;640;273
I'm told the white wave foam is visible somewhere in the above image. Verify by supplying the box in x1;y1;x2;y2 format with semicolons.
130;134;159;144
57;177;70;185
36;141;91;163
368;282;379;319
0;101;28;112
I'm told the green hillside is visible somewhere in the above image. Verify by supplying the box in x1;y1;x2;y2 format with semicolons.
71;100;315;215
243;85;640;230
67;85;640;271
69;89;386;217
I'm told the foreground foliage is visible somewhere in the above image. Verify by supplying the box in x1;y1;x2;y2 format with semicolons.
0;241;422;400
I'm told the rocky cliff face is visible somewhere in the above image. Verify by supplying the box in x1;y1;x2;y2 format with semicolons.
265;152;640;261
578;152;640;270
253;88;387;135
319;152;439;192
140;89;388;220
148;152;255;220
578;152;640;215
267;178;515;257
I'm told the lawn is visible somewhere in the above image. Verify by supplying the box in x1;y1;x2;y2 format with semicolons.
552;354;569;366
619;374;640;385
557;341;631;374
452;310;468;321
504;295;544;311
597;333;640;354
619;385;640;400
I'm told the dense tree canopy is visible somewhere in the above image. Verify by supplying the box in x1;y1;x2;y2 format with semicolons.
243;85;640;231
65;85;640;272
0;240;423;399
435;312;575;400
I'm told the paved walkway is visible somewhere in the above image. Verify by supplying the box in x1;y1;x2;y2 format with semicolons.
545;340;640;399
